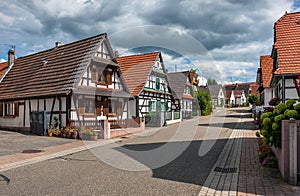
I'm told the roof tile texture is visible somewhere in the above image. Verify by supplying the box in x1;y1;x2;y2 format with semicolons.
274;12;300;74
260;55;273;87
0;34;105;100
117;52;160;96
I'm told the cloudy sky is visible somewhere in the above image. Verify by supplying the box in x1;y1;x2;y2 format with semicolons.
0;0;298;84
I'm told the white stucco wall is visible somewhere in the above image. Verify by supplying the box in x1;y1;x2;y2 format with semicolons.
264;88;274;106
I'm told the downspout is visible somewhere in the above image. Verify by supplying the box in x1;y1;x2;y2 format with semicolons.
282;75;285;103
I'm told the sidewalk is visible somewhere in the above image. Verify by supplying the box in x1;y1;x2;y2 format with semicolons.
238;130;300;195
199;109;300;196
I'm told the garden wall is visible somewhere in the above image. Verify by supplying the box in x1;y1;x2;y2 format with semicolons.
272;120;300;180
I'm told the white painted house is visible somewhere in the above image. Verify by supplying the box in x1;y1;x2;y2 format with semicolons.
0;33;137;135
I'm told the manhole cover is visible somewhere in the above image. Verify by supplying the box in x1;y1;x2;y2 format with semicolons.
214;167;237;173
22;149;44;153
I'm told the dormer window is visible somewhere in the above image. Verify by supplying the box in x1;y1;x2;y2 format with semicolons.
91;67;112;85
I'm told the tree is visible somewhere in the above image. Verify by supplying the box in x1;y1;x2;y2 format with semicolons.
248;94;260;105
195;91;212;116
207;78;218;85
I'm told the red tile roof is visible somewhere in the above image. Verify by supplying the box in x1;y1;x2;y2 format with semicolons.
274;12;300;74
0;61;8;78
0;33;111;100
117;52;160;96
260;56;273;87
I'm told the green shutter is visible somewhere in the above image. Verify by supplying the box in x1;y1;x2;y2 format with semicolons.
165;102;168;111
156;78;160;90
149;100;152;112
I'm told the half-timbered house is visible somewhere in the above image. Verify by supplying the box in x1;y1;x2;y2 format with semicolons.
117;52;180;127
167;71;194;119
0;33;136;136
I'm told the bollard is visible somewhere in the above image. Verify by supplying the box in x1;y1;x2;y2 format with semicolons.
289;118;297;185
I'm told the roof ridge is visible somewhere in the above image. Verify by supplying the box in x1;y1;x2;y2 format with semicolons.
118;51;160;58
16;33;106;60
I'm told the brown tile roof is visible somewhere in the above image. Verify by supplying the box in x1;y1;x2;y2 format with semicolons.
0;33;113;101
117;52;160;96
167;71;191;99
0;62;8;78
259;55;273;87
274;12;300;74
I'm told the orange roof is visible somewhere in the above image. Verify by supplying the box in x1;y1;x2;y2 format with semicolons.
260;56;273;87
274;12;300;74
117;52;160;96
0;61;8;78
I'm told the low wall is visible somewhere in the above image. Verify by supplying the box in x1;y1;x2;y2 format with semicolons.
272;120;300;180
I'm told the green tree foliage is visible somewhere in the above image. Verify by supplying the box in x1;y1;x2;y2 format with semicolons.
207;78;218;85
248;94;260;105
195;91;212;116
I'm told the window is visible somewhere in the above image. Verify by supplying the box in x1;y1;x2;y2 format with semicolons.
91;67;112;85
149;100;156;112
3;102;18;117
156;78;160;90
78;99;95;116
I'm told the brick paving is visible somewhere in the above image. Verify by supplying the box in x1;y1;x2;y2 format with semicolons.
238;130;300;196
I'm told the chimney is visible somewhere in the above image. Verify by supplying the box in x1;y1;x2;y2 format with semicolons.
114;50;119;58
8;49;15;66
55;41;62;48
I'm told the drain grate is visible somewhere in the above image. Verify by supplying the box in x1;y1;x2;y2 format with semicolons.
22;149;44;153
214;167;237;173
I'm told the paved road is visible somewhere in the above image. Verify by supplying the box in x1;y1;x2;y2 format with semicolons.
0;130;73;156
0;108;245;195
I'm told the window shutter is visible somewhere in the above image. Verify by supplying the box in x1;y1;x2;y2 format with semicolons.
103;100;109;115
78;99;84;115
0;103;3;117
156;78;160;90
96;101;103;116
165;102;169;111
149;100;152;112
91;67;96;82
106;70;112;85
116;102;123;116
14;102;19;117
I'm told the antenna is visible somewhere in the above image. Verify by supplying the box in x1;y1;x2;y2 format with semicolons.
4;44;16;53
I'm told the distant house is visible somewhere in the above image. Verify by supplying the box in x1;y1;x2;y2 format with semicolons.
117;52;180;127
0;33;137;136
208;85;225;108
257;55;274;106
270;12;300;102
224;83;249;106
167;71;194;119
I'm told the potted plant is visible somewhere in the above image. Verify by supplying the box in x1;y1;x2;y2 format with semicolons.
88;130;98;141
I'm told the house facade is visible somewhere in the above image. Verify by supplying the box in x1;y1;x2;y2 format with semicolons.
208;85;225;108
225;83;249;106
118;52;180;127
167;71;194;119
0;33;138;136
269;12;300;102
257;55;274;106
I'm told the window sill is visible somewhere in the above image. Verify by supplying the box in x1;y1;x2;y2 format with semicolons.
3;116;16;119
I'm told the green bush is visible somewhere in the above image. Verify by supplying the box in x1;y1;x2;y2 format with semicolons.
274;114;284;123
294;103;300;111
261;112;273;120
195;91;212;116
286;110;298;118
262;118;271;126
274;103;287;115
272;122;279;131
286;99;296;109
